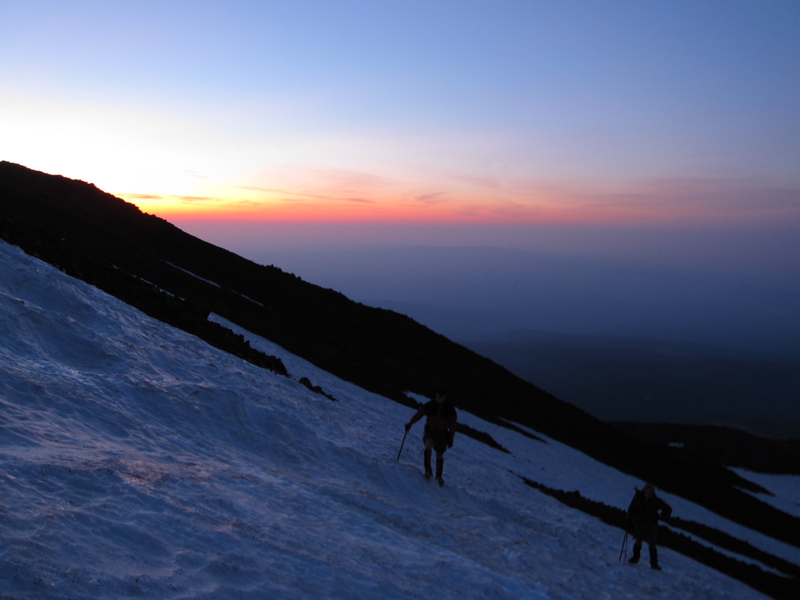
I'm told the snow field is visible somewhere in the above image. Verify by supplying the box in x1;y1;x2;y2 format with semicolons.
0;239;790;599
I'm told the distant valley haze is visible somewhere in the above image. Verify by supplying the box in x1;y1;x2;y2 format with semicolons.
173;219;800;439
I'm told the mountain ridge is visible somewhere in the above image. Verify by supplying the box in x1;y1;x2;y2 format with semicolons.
461;328;800;439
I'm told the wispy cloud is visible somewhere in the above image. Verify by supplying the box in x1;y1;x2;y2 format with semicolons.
122;193;220;203
127;161;800;226
413;192;447;205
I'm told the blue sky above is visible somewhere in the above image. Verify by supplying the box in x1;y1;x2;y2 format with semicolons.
2;0;799;227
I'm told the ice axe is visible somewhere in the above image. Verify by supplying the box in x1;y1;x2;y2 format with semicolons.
396;426;410;462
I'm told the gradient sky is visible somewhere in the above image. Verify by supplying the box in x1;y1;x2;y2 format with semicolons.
2;0;799;237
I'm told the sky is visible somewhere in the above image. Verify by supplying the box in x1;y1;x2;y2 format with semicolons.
1;237;797;599
2;0;799;235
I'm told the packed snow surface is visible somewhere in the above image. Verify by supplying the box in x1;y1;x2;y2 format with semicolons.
1;239;796;599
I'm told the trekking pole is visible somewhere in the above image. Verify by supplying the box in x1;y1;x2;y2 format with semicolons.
618;531;629;562
396;428;409;462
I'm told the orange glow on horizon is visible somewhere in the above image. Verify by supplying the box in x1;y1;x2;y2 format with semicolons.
117;174;792;227
121;194;704;226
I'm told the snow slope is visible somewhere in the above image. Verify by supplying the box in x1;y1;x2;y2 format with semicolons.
0;238;795;599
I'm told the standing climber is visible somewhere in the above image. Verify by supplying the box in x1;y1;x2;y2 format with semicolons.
404;389;457;486
626;482;672;570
